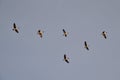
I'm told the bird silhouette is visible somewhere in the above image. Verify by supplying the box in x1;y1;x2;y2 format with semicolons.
12;23;19;33
63;29;68;37
37;30;44;38
84;41;89;50
64;54;69;63
102;31;107;39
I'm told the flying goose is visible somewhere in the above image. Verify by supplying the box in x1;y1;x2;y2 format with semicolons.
63;29;68;37
102;31;107;39
64;54;69;63
12;23;19;33
84;41;89;50
37;30;44;38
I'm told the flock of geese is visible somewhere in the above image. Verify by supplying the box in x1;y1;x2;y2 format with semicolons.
12;23;107;63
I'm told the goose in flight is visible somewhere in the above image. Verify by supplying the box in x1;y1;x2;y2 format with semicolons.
84;41;89;50
64;54;69;63
37;30;44;38
63;29;68;37
102;31;107;39
12;23;19;33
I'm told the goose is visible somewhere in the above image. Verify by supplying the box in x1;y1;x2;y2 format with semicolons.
37;30;44;38
84;41;89;50
63;29;68;37
12;23;19;33
102;31;107;39
64;54;69;63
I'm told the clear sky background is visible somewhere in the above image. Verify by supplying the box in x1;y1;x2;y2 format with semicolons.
0;0;120;80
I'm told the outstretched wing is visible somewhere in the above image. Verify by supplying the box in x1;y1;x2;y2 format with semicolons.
15;29;19;33
13;23;16;28
103;34;107;39
65;59;69;63
84;41;87;47
86;46;89;50
63;29;66;33
64;54;67;59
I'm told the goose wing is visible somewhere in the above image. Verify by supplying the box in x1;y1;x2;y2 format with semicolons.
84;41;87;47
63;29;66;33
13;23;16;28
15;29;19;33
64;54;67;59
65;59;69;63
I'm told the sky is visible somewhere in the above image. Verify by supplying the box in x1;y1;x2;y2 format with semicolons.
0;0;120;80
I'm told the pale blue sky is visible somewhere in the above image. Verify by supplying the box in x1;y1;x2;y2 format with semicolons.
0;0;120;80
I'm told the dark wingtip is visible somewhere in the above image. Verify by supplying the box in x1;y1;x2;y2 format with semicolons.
63;29;65;32
86;47;89;50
